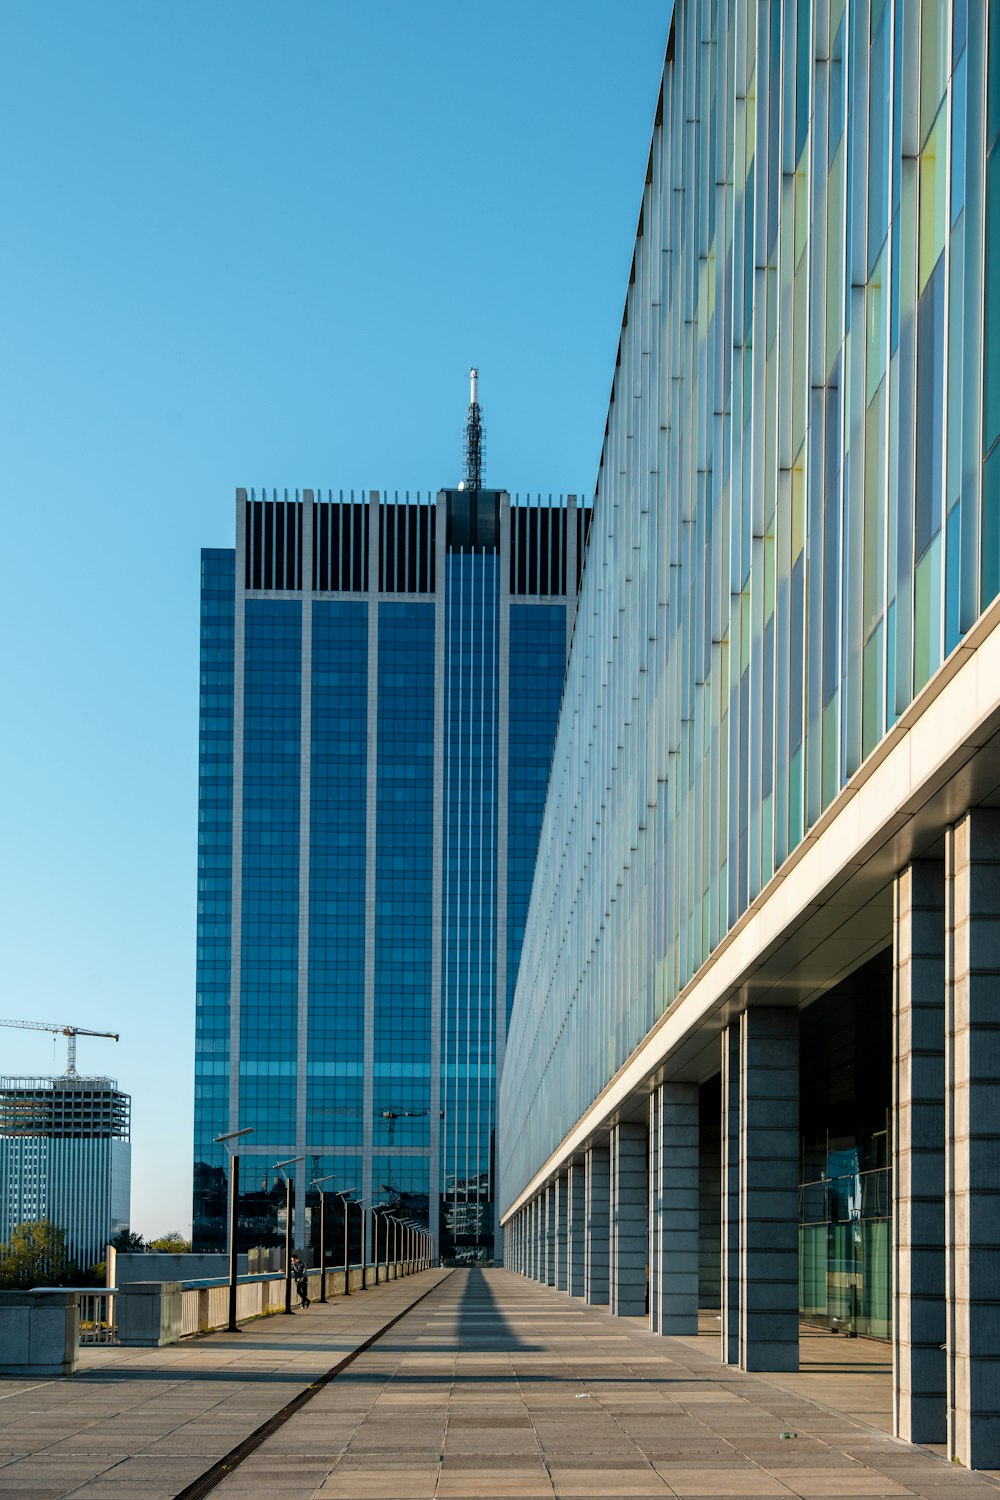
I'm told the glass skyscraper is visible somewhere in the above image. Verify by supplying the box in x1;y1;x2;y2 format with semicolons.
193;483;587;1261
499;0;1000;1472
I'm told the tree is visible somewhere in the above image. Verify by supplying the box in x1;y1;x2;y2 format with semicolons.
0;1220;69;1288
109;1227;145;1253
147;1232;192;1253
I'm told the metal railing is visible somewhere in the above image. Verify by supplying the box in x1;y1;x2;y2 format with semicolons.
78;1289;116;1344
65;1254;431;1347
799;1166;890;1226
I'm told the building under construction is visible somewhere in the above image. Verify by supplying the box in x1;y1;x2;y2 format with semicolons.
0;1074;131;1270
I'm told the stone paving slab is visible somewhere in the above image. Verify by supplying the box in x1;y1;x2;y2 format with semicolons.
0;1269;448;1498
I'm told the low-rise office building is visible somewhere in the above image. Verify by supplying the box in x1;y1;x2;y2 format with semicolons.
499;0;1000;1470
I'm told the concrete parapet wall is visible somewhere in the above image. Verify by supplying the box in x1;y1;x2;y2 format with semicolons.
0;1290;79;1376
118;1282;183;1346
116;1252;248;1284
115;1260;423;1345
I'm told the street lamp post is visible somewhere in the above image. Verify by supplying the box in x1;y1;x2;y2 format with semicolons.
273;1156;305;1315
358;1198;380;1290
362;1202;371;1289
374;1206;391;1282
310;1173;339;1304
334;1190;356;1295
214;1127;255;1334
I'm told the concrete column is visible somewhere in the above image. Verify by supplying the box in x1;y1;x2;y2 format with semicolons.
539;1194;547;1284
945;810;1000;1470
739;1007;799;1372
553;1174;568;1291
566;1161;585;1296
720;1025;740;1365
610;1122;647;1317
893;861;946;1445
699;1076;722;1311
543;1184;556;1286
649;1081;699;1336
584;1142;610;1305
529;1198;538;1280
649;1091;661;1333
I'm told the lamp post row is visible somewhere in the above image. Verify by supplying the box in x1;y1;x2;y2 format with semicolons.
214;1131;430;1330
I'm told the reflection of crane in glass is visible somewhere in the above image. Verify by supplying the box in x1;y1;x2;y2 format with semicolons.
380;1107;432;1146
317;1105;439;1146
374;1109;444;1208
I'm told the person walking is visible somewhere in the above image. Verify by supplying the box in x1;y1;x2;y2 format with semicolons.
290;1253;310;1308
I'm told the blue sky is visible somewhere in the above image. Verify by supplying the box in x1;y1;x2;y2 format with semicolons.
0;2;667;1238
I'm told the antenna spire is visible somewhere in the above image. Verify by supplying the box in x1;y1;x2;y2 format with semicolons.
464;367;483;490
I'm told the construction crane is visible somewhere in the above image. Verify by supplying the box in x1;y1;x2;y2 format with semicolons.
0;1020;120;1076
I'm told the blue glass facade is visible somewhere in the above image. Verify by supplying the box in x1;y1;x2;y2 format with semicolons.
442;554;499;1251
193;490;582;1257
192;549;235;1245
239;601;301;1147
506;605;566;1018
373;603;435;1219
307;602;367;1161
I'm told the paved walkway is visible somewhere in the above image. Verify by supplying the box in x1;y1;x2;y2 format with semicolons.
215;1271;1000;1500
0;1269;447;1498
3;1268;1000;1499
687;1312;895;1437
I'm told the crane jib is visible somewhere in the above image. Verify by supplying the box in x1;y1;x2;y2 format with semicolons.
0;1020;119;1075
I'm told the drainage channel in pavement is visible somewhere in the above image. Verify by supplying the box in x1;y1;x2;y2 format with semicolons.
174;1269;454;1500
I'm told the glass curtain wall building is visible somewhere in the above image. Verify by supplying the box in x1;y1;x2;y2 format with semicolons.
500;0;1000;1471
194;484;587;1262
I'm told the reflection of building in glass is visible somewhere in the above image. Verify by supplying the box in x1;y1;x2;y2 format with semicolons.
193;474;588;1261
0;1075;131;1269
500;1;1000;1472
